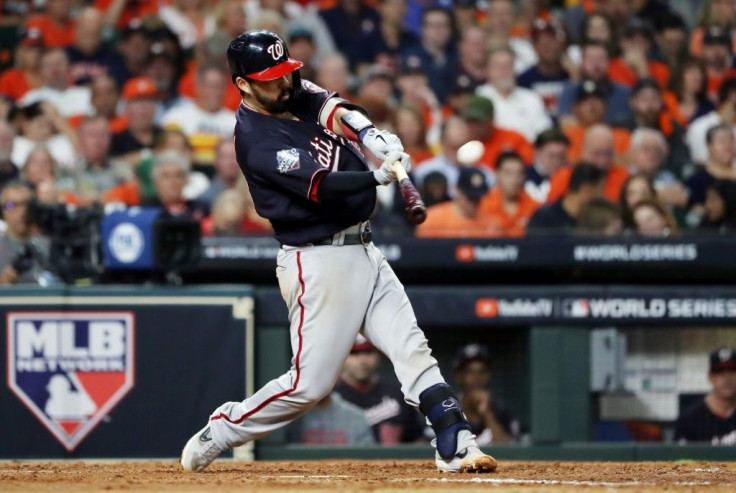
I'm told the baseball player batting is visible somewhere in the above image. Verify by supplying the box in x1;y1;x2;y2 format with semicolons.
180;30;497;474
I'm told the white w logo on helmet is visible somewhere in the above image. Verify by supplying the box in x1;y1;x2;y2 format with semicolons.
267;42;284;61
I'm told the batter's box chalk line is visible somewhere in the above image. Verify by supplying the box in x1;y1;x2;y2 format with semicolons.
412;478;730;487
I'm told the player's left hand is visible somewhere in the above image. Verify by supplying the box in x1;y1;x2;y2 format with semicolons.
362;128;404;161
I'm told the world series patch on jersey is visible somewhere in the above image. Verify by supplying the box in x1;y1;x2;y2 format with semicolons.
7;312;135;451
277;148;301;174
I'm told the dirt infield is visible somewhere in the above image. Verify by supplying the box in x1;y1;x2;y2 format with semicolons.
1;460;735;492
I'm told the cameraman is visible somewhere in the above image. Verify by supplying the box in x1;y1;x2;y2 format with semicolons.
0;181;45;284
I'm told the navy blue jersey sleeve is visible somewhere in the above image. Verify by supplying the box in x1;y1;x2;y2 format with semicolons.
246;139;329;201
292;79;368;130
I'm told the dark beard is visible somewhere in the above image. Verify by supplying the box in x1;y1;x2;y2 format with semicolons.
252;85;295;114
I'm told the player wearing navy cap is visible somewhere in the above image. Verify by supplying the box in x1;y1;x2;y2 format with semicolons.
180;30;496;474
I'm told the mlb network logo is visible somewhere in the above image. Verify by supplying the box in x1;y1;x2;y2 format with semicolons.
7;312;135;451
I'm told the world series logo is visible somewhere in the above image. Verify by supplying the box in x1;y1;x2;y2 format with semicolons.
7;312;135;451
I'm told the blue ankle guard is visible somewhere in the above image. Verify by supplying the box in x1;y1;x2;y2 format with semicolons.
419;383;471;460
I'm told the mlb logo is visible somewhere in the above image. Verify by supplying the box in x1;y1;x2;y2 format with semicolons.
7;312;135;451
564;299;590;318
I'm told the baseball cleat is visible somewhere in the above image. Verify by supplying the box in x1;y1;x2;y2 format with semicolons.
435;445;498;473
180;425;224;472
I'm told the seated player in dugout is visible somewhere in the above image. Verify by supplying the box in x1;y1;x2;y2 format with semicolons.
180;30;497;474
452;344;521;445
334;336;426;444
675;347;736;445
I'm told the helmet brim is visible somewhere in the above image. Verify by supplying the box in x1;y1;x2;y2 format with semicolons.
246;58;304;81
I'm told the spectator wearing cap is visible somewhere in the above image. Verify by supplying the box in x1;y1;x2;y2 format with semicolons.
358;66;396;107
333;336;425;444
162;63;236;169
399;7;457;103
20;49;92;118
11;102;77;170
462;94;534;170
451;344;520;445
676;347;736;445
117;19;153;80
687;78;736;165
548;125;630;203
416;166;496;238
608;18;670;89
527;163;605;233
479;151;540;237
557;41;632;128
689;0;736;58
413;115;494;195
562;81;631;165
146;41;189;119
287;28;317;81
452;26;489;93
627;128;688;210
247;0;336;66
485;0;536;75
625;79;691;178
25;0;76;49
0;29;43;102
395;55;443;142
66;7;127;86
355;0;419;71
525;128;570;203
517;19;571;116
701;27;736;101
110;76;162;161
477;47;552;143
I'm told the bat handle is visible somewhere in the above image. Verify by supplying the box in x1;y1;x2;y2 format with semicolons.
389;161;427;225
390;160;410;181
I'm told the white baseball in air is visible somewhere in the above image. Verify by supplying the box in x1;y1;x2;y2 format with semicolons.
456;140;484;166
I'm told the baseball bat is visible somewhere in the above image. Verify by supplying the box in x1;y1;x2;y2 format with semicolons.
390;161;427;225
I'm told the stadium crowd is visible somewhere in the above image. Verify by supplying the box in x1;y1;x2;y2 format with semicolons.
2;0;736;249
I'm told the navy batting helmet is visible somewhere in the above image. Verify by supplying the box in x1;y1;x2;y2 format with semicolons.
227;30;304;82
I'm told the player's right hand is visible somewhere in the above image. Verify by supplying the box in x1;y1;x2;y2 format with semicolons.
373;151;408;185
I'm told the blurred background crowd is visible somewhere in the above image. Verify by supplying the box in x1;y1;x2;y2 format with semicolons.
2;0;736;250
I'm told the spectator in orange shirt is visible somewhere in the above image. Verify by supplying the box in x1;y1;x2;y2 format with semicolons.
608;18;670;89
26;0;76;48
0;28;44;103
689;0;736;58
702;27;736;102
461;95;534;169
96;0;159;31
548;124;630;203
479;151;540;237
563;80;631;164
416;166;495;238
